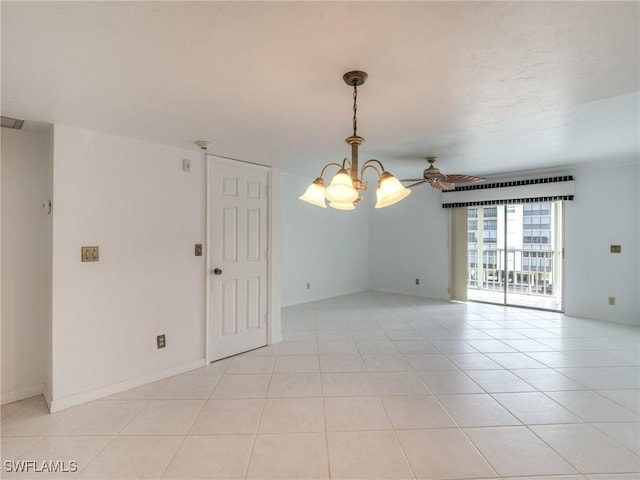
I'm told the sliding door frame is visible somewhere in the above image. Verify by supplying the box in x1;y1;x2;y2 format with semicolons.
466;201;564;313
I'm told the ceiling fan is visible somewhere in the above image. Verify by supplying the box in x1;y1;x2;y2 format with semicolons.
401;156;486;191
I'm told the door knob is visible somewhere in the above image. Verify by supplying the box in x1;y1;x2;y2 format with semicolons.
213;268;222;275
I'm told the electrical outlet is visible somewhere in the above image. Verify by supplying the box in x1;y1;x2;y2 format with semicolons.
610;245;621;253
306;282;310;290
195;244;203;256
608;297;616;306
157;334;166;349
415;278;420;285
81;246;99;262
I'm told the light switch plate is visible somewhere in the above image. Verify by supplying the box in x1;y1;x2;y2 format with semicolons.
610;245;621;253
81;246;99;262
195;244;203;256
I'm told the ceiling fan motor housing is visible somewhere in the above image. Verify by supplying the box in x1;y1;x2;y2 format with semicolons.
423;157;441;179
423;165;441;178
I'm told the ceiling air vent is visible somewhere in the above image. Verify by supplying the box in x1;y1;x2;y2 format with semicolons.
1;116;24;129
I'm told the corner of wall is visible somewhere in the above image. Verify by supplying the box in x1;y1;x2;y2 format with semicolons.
368;186;449;300
42;383;53;412
280;172;370;306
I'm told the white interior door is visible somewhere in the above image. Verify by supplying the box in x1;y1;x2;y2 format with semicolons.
208;158;269;361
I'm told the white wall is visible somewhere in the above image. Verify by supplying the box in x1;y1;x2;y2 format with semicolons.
50;125;205;408
564;162;639;325
1;125;53;404
281;173;370;307
369;186;449;299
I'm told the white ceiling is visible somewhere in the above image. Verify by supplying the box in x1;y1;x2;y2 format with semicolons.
2;2;639;179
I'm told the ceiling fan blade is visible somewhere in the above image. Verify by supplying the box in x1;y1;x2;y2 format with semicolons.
443;174;486;184
400;178;426;182
404;180;429;188
430;179;456;190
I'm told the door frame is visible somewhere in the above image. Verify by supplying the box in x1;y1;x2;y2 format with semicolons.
204;155;280;363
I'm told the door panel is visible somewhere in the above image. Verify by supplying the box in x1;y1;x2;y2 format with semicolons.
222;207;238;261
246;277;260;330
246;208;261;261
220;279;237;336
209;159;269;361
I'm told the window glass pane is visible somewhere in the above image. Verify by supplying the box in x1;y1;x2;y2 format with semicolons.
467;201;562;311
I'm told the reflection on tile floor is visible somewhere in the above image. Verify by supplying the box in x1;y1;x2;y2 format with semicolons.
2;291;639;479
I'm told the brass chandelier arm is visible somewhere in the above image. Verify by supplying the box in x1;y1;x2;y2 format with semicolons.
360;159;386;178
319;162;348;178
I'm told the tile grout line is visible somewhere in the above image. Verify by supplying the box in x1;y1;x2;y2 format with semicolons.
241;368;273;480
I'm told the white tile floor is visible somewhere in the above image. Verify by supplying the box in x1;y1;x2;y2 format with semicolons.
2;291;639;479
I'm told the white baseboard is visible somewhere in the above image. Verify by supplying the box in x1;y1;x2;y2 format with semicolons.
563;311;640;327
48;358;206;413
0;384;44;405
370;288;449;301
282;288;369;308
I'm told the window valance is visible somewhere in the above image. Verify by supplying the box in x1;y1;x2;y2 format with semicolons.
441;175;574;208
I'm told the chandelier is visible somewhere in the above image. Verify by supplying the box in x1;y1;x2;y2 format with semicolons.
299;71;411;210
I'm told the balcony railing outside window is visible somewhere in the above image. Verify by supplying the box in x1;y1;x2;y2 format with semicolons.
467;248;556;296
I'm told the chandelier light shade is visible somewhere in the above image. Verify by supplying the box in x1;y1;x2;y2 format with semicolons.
325;168;359;203
298;177;327;208
375;172;412;208
299;71;410;210
328;201;356;210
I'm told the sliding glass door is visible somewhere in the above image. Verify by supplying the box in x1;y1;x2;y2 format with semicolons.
467;201;563;311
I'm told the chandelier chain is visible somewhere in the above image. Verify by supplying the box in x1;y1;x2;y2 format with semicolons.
352;83;358;137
